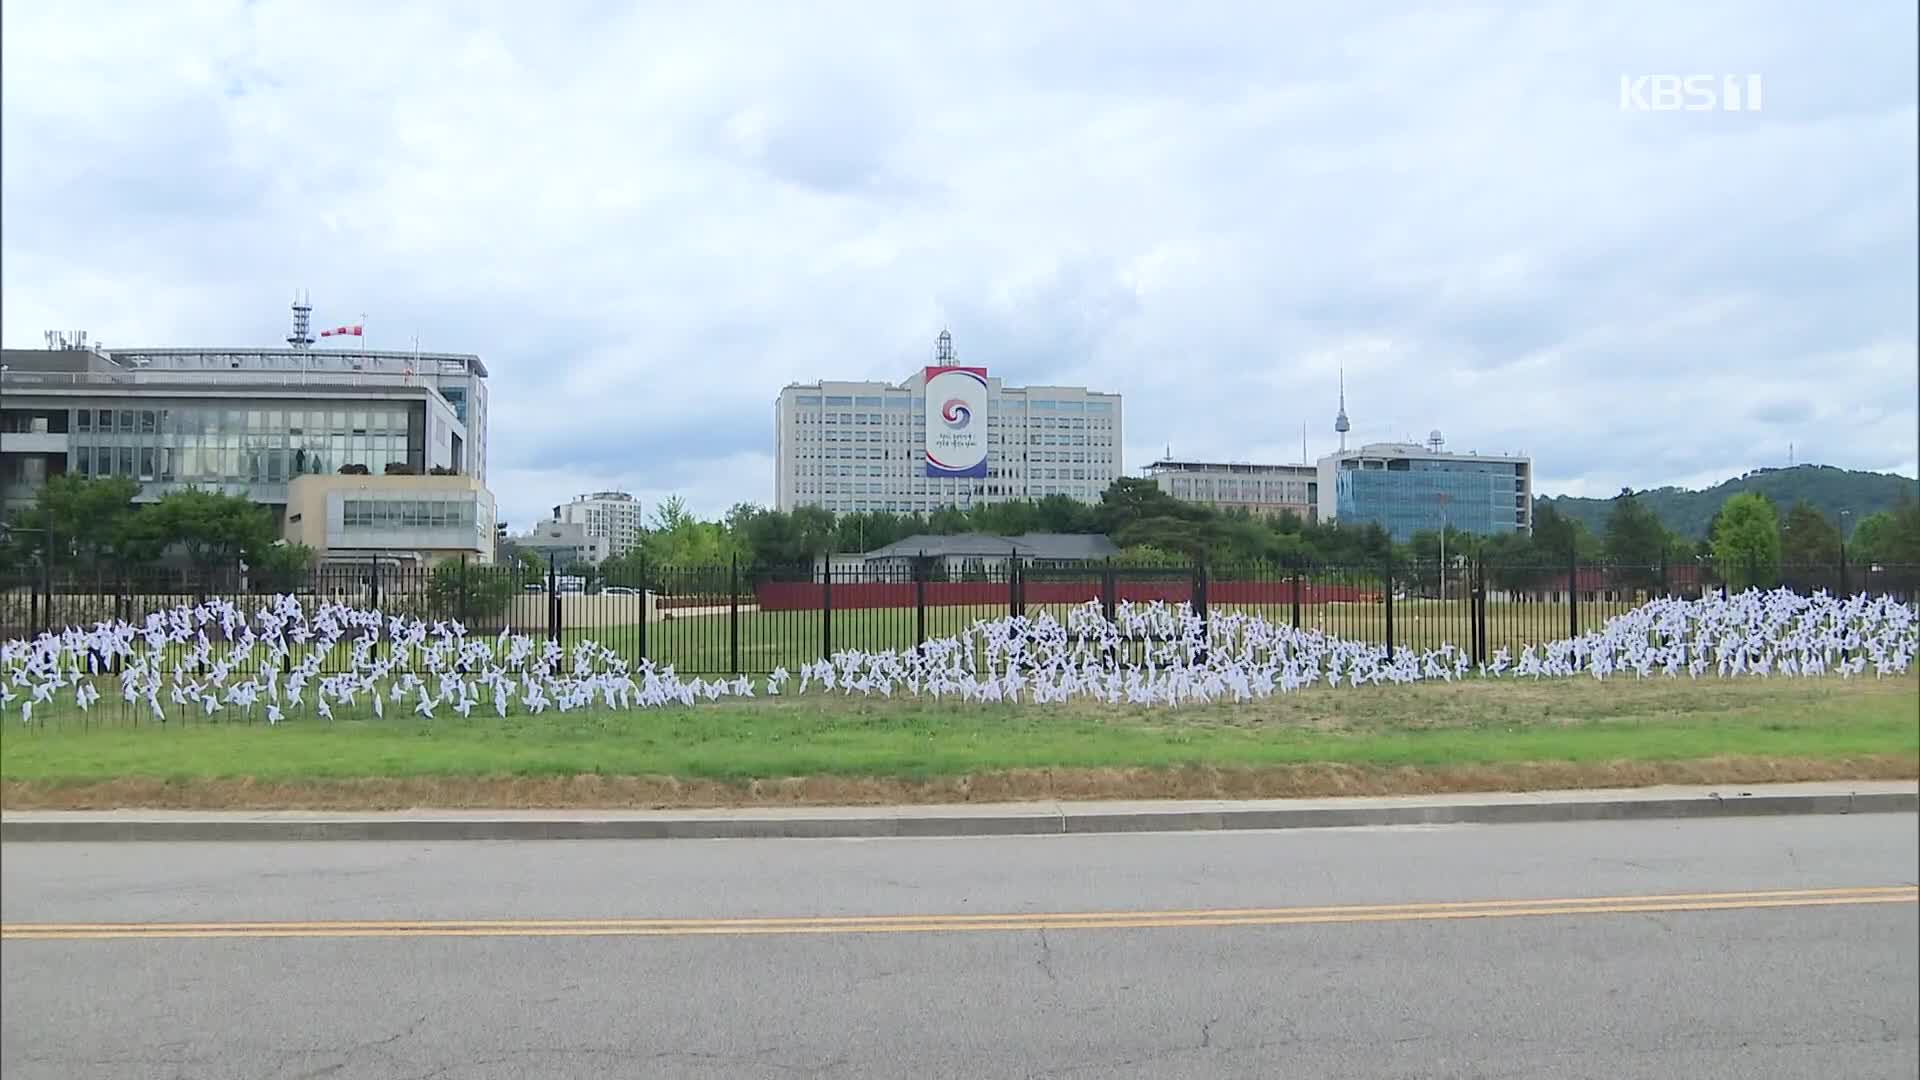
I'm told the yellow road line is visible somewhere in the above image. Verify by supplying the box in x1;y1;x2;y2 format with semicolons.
4;886;1912;941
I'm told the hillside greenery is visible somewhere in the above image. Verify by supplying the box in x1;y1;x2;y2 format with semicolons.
1538;465;1918;540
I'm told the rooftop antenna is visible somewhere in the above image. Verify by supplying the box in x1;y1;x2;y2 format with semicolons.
1334;367;1351;451
286;290;314;350
935;328;955;364
1302;422;1308;464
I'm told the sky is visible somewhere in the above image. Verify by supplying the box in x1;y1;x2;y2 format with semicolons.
3;1;1915;529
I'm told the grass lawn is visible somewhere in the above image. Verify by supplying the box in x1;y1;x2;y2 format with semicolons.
4;676;1913;806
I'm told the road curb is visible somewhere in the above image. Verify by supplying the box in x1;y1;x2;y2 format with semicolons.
3;790;1913;842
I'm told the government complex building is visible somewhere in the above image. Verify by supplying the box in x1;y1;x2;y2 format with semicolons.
0;302;496;565
773;332;1122;514
1144;459;1318;520
1316;434;1532;542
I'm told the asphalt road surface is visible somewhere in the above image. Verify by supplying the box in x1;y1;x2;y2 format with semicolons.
4;814;1916;1079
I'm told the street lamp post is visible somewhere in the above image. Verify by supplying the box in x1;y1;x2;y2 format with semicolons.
1839;509;1853;595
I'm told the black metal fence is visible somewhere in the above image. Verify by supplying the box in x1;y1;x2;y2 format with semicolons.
2;555;1915;682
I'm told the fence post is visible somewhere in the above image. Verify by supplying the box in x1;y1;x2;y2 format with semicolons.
1101;558;1117;624
1011;559;1025;618
1658;552;1668;598
728;554;740;676
821;560;833;658
1567;549;1578;640
1193;559;1210;664
1466;557;1479;666
1838;537;1850;597
637;556;649;661
915;556;928;650
1383;554;1394;661
1290;562;1303;630
546;552;560;643
456;554;468;626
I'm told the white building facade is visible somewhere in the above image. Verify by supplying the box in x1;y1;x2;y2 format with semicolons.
559;490;643;558
774;367;1123;514
1144;459;1318;520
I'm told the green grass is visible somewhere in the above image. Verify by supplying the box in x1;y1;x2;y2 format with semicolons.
4;675;1913;786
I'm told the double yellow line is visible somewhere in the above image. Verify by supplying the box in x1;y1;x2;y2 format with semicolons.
4;886;1912;942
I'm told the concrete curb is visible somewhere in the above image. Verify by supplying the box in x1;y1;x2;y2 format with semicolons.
4;789;1913;842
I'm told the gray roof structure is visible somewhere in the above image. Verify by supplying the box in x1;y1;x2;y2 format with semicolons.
861;532;1119;561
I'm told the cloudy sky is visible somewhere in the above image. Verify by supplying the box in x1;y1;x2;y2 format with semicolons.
4;1;1915;526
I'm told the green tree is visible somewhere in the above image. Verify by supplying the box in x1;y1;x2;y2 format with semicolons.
424;557;518;621
1779;501;1842;566
20;474;142;573
1111;544;1187;567
1604;488;1668;591
146;489;279;577
1531;503;1577;561
1711;492;1782;590
512;547;545;584
1849;510;1895;562
250;542;316;593
1033;494;1095;533
1876;496;1920;564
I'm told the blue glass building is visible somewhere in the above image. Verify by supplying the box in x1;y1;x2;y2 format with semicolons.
1317;441;1532;542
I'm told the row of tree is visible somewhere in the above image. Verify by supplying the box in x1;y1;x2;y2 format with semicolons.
9;474;1915;594
0;474;316;587
576;479;1920;584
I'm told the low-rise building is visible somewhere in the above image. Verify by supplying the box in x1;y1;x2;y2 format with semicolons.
856;532;1119;579
513;518;609;567
1144;459;1318;520
1316;436;1533;542
283;473;495;567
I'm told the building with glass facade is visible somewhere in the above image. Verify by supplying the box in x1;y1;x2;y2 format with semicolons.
0;344;489;526
774;365;1122;513
1315;442;1532;542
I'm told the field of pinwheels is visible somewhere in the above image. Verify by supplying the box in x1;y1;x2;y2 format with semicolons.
2;589;1915;807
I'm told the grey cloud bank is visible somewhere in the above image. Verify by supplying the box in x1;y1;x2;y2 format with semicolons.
3;0;1914;528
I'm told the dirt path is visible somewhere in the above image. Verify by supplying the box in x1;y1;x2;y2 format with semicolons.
6;755;1913;811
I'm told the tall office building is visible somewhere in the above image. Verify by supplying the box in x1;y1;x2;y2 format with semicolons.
1145;459;1318;520
1316;434;1532;542
774;331;1123;513
559;490;643;558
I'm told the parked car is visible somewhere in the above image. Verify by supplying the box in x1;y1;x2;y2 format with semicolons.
601;586;640;596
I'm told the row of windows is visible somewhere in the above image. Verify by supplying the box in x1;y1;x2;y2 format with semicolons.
72;442;419;484
795;412;1113;430
799;489;1099;512
791;395;1116;414
73;439;414;483
342;499;478;531
75;406;414;437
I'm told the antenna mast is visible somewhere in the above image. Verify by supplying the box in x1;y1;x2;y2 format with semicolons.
1334;367;1351;451
286;291;314;350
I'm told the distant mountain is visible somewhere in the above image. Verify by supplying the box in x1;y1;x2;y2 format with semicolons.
1539;465;1919;540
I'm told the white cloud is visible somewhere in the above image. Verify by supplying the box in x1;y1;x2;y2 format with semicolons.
3;0;1914;527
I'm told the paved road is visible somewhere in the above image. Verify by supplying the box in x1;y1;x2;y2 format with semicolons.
4;814;1915;1078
